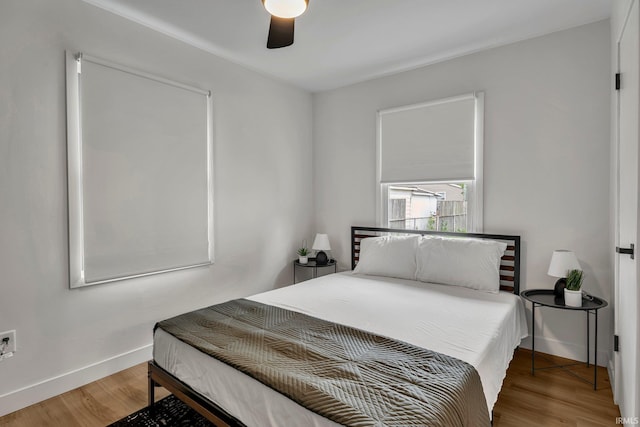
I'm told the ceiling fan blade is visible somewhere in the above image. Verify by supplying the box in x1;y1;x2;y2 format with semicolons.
267;16;295;49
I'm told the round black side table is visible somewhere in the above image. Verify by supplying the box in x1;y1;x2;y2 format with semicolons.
293;259;337;283
520;289;608;390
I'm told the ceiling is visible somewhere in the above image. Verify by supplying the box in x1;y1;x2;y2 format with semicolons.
82;0;612;92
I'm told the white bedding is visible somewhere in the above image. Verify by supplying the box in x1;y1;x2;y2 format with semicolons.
154;272;528;426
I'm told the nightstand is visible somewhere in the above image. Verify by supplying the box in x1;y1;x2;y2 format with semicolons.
293;259;337;283
520;289;608;390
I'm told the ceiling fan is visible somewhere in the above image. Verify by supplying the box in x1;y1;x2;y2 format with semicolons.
262;0;309;49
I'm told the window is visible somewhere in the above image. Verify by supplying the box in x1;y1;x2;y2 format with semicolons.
376;92;484;232
388;183;469;232
66;52;214;288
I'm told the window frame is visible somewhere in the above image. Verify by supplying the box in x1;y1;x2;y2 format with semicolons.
65;51;214;288
376;92;484;232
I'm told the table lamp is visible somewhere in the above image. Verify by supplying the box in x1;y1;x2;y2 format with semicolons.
547;250;581;296
312;233;331;265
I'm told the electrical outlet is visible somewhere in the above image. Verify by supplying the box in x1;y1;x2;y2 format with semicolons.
0;330;16;358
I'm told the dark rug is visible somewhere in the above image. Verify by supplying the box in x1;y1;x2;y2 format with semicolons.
109;395;214;426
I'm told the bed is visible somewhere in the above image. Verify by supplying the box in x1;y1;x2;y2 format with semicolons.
148;226;528;426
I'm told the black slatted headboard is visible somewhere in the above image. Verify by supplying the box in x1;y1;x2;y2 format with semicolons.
351;226;521;295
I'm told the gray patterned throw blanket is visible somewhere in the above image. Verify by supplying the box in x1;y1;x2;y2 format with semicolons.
156;299;490;427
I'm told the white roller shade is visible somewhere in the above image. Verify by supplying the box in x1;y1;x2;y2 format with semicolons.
379;94;477;183
66;53;213;287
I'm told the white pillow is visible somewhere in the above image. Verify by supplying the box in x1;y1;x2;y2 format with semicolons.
353;235;420;280
415;236;507;293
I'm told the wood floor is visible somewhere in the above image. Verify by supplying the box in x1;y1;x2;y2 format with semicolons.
0;348;620;426
492;349;620;426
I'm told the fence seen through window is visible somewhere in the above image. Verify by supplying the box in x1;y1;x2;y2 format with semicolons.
388;183;468;233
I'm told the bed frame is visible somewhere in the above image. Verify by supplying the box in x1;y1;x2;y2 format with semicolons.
147;360;244;426
147;226;522;426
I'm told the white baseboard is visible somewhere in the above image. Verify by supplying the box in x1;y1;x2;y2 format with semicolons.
520;335;609;367
608;358;616;401
0;344;152;417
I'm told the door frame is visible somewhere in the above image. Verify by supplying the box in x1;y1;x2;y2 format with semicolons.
614;0;640;416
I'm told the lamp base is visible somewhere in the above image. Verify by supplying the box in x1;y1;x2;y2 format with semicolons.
315;251;328;265
553;278;567;297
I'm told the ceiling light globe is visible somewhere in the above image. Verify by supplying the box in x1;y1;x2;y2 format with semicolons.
264;0;307;19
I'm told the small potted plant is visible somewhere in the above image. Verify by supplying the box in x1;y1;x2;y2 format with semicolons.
297;247;309;264
564;269;584;307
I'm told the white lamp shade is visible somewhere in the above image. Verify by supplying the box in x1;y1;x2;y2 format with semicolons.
547;250;581;278
312;233;331;251
263;0;307;18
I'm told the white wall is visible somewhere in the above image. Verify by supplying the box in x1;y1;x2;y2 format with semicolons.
0;0;313;415
313;21;612;364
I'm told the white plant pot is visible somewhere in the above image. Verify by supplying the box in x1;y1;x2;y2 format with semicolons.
564;288;582;307
298;255;308;264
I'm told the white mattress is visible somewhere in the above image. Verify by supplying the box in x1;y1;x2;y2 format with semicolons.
154;272;528;426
